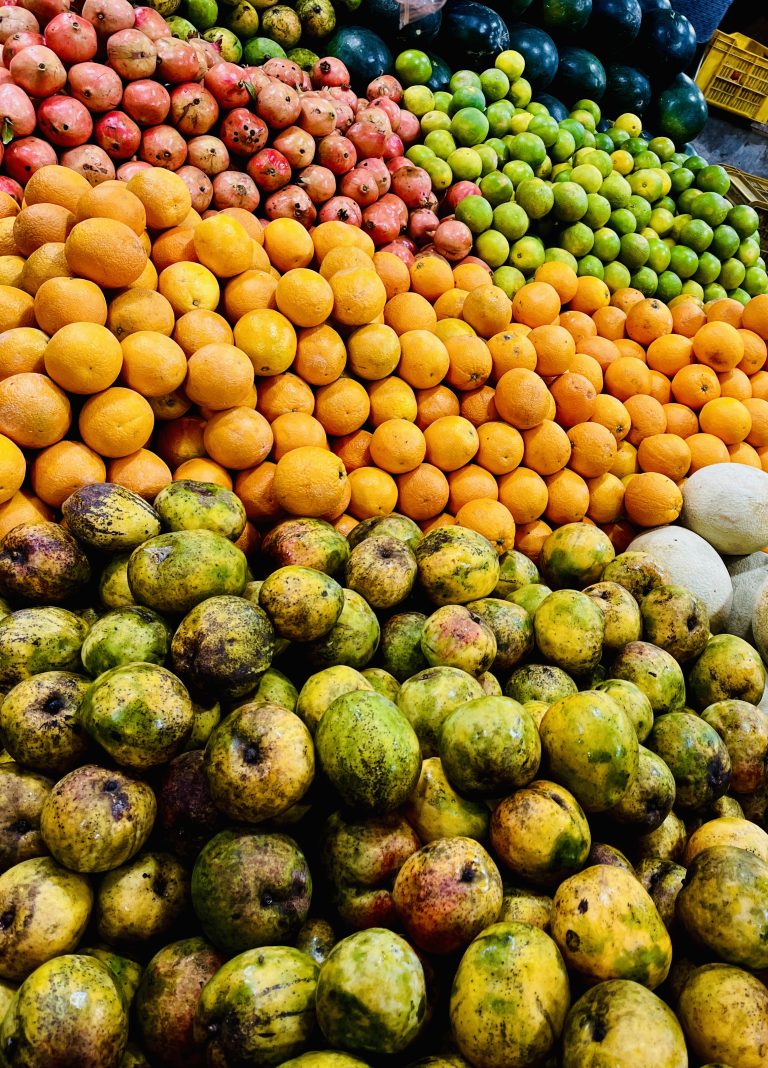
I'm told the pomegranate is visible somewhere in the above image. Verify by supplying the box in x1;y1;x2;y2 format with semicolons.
256;78;300;129
369;95;400;131
356;106;392;137
245;146;290;193
298;93;336;137
93;109;141;159
122;78;170;126
43;11;96;62
188;38;219;80
363;199;403;245
444;180;482;211
408;207;439;242
386;155;409;174
382;133;404;159
131;6;168;42
81;0;134;37
316;133;356;175
312;56;349;88
61;142;115;184
0;175;23;202
176;164;213;213
155;36;199;85
0;82;36;138
381;239;414;266
333;102;355;132
367;74;403;102
219;106;268;158
3;134;56;182
346;120;385;160
391;165;432;210
272;124;315;169
66;61;123;112
264;183;315;226
379;192;408;228
35;94;92;146
116;159;150;181
3;31;43;65
340;166;379;208
240;65;270;97
317;195;362;226
203;61;250;109
9;44;66;96
0;70;12;86
106;28;156;81
296;164;335;204
262;56;303;88
169;82;218;137
434;218;473;261
19;0;69;25
212;170;259;212
139;123;187;170
186;133;229;176
0;7;39;44
358;156;391;196
397;109;420;144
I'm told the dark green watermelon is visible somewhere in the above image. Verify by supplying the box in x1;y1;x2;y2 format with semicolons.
503;0;535;13
533;0;592;35
360;0;443;45
586;0;641;48
651;72;708;146
552;46;606;103
603;63;652;116
536;92;569;121
397;10;442;45
637;9;697;79
638;0;670;9
426;51;452;91
325;26;392;90
437;1;510;70
507;23;559;91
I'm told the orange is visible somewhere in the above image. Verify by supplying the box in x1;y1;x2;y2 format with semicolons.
706;296;743;328
699;396;752;444
65;218;147;289
185;343;254;410
294;323;346;386
409;253;454;302
271;411;327;459
174;457;233;489
203;407;274;470
494;367;550;430
74;180;146;235
13;204;74;257
263;218;314;272
44;322;122;395
586;472;625;524
128;258;158;292
155;416;206;468
646;334;693;377
273;445;347;517
173;308;233;356
0;431;25;504
453;262;492;291
347;323;401;381
0;489;53;538
728;441;762;467
0;193;18;221
742;294;768;341
0;255;26;288
495;466;547;525
549;371;597;428
570;352;603;393
29;440;105;507
314;378;370;437
396;463;450;521
445;334;492;391
514;519;552;563
738;329;767;375
592;305;626;341
460;384;497;427
107;289;175;341
604;356;652;401
127;168;191;229
591;394;630;441
274;268;334;328
610;440;638;479
193;214;252;278
448;464;499;513
372;250;410;300
19;241;71;296
223;270;277;322
625;395;667;447
257;373;314;422
234;309;297;377
107;448;171;501
151;226;197;272
534;261;578;304
159;261;220;316
0;328;48;379
333;429;372;472
0;286;34;332
522;419;571;476
311;220;374;263
461;284;512;338
528;323;575;377
0;218;17;258
455;498;515;554
330;267;387;327
369;418;426;474
611;287;645;315
623;471;683;527
559;309;597;347
423;414;479;471
219;207;262;243
744;397;768;447
718;368;752;400
576;336;620;373
637;433;691;481
347;466;398;520
79;387;154;459
434;288;468;321
751;371;768;400
671;363;721;410
692;320;745;373
567;421;617;479
384;291;437;335
435;317;478;344
758;446;768;473
663;403;698;439
649;370;671;405
421;512;458;533
235;461;282;522
670;298;707;338
476;421;523;476
24;165;91;213
544;468;589;525
33;277;107;335
198;379;257;420
120;331;187;397
397;330;450;389
625;297;673;345
368;376;417;426
488;330;537;379
569;275;610;315
614;338;648;361
512;281;560;328
334;513;358;536
416;384;460;429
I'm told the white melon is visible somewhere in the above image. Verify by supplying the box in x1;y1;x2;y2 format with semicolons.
752;575;768;666
681;463;768;555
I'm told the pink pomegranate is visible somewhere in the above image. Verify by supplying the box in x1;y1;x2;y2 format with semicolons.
444;180;482;211
434;218;473;261
368;95;400;131
397;109;420;144
356;106;392;137
0;82;36;137
262;56;303;88
272;124;315;168
340;166;379;208
408;207;439;242
219;106;268;158
311;56;349;88
386;155;409;174
176;163;213;212
43;11;96;62
131;6;168;41
81;0;134;36
0;69;12;86
383;133;404;159
0;8;39;44
66;61;123;112
35;93;92;146
391;165;432;209
122;78;170;125
10;44;66;96
186;133;229;176
93;109;141;159
381;239;414;266
212;170;259;212
169;82;218;136
188;37;220;79
19;0;69;26
139;123;187;170
346;120;385;160
379;192;408;228
3;30;43;65
203;61;250;109
358;156;391;196
296;164;335;204
264;183;315;226
240;64;270;96
3;134;56;182
155;36;199;84
363;198;404;245
317;133;356;175
245;146;291;193
367;74;403;101
298;93;336;137
333;102;355;132
106;28;156;81
317;195;362;226
116;159;150;181
61;142;115;184
0;174;23;202
256;78;300;129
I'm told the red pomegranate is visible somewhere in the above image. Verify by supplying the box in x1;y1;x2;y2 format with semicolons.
186;133;229;176
312;56;349;88
169;82;218;137
116;159;150;181
391;165;432;209
363;198;404;245
381;238;414;266
346;120;385;160
333;101;355;132
256;78;301;129
296;163;335;204
368;95;400;131
61;142;115;184
318;195;362;226
316;133;356;175
3;31;44;65
176;164;213;212
444;180;482;210
106;28;156;81
131;6;168;41
212;170;260;212
264;183;315;226
155;36;199;84
340;166;379;208
43;11;96;62
0;175;24;202
122;78;170;126
81;0;134;36
245;147;291;193
262;56;303;88
358;156;391;196
35;93;92;146
203;61;250;109
219;106;268;158
19;0;70;26
93;108;141;159
298;93;336;137
139;123;187;170
366;74;403;101
0;7;39;44
9;44;66;96
382;133;404;159
271;124;315;168
408;207;439;242
3;134;56;182
434;218;473;261
0;82;35;138
397;109;419;144
66;61;123;112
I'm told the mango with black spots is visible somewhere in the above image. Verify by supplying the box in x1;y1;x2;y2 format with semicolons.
127;529;248;615
279;1054;372;1067
610;641;686;714
634;811;688;865
78;946;142;1009
610;745;676;833
345;535;417;610
96;852;188;946
403;757;489;843
63;483;161;552
683;816;768;866
601;550;671;601
252;666;298;712
259;564;344;642
594;677;654;742
263;517;350;575
295;918;336;966
153;479;246;542
534;590;605;675
635;858;686;932
688;633;767;710
0;763;51;873
465;597;533;673
677;962;768;1068
380;611;428;681
498;888;553;931
701;698;768;793
494;549;539;598
296;665;373;735
0;522;90;604
583;581;642;651
397;666;483;757
551;864;672;989
646;712;731;810
81;606;172;677
348;513;422;552
306;588;380;670
640;583;710;664
415;526;500;606
540;522;615;589
0;607;89;689
99;553;135;608
361;667;399;701
0;670;90;776
504;662;577;704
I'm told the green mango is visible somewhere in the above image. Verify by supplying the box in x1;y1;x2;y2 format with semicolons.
62;482;161;552
80;606;172;676
127;529;247;615
0;763;51;874
0;608;88;689
153;480;246;541
0;522;90;603
0;670;90;775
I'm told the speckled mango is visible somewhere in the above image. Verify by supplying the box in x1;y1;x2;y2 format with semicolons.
396;666;483;758
415;526;500;606
646;712;731;810
583;581;642;651
688;633;767;710
63;483;161;552
640;583;710;663
610;746;676;833
594;678;654;742
0;607;89;689
494;549;539;598
534;590;605;676
677;963;768;1068
96;852;188;946
347;513;422;552
259;564;344;642
0;522;90;604
540;522;615;589
610;641;686;714
380;612;428;681
403;757;489;843
684;816;768;866
0;764;51;873
127;529;247;615
99;554;135;608
0;671;90;776
504;663;577;704
263;517;350;574
279;1054;372;1067
153;480;246;541
306;588;380;670
80;606;172;677
701;699;768;793
635;858;686;932
465;597;533;673
296;666;373;735
601;551;671;601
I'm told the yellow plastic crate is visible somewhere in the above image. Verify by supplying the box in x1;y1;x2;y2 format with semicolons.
724;165;768;258
696;30;768;122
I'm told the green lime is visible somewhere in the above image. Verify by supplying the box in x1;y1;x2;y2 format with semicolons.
647;238;671;274
495;50;525;81
679;218;713;253
619;232;650;269
684;154;708;174
599;173;632;209
423;156;452;190
560;222;594;257
594;133;614;153
545;247;578;270
493;264;526;296
447;147;483;181
583;193;612;230
604;261;632;292
473;144;499;176
508;132;547;168
449;85;486;114
607;127;630;147
451;107;490;147
421;111;452;135
480;67;510;102
402;85;435;117
450;70;482;92
728;287;751;305
582;151;614;180
553;167;573;184
515;177;555;219
695;164;729;194
671;152;688;166
640;226;658;242
627;195;652;229
503;159;534;187
661;160;680;173
624;136;647;155
630;266;658;296
719;257;746;290
581;128;598;146
526;102;549;117
681;279;705;300
528;115;559;148
627;169;663;202
649;207;674;236
485;137;510;164
493;201;529;241
551;130;576;164
570;108;596;132
479;171;513;207
669;214;691;242
694;250;721;285
456;194;494;234
691;191;730;227
677;188;703;215
744;266;768;296
737;238;761;267
655;196;676;214
508;77;533;108
509;235;546;273
424;129;456;159
710;224;741;260
654;270;681;302
668;244;699;279
703;283;728;303
592;227;620;263
632;150;661;170
669;168;695;195
573;98;601;124
577;255;604;279
727;204;760;239
406;144;435;166
485;101;514;139
648;136;676;163
559;118;586;150
552;181;588;222
475;229;510;268
610;208;637;236
570;164;603;194
433;91;452;113
396;49;433;87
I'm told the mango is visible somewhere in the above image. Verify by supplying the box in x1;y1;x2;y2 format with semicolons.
701;698;768;793
259;564;344;641
421;604;497;676
252;666;298;712
534;590;605;675
494;549;539;597
154;479;246;541
416;526;500;605
0;607;88;689
361;667;400;700
602;550;671;600
396;666;483;757
498;888;552;931
345;534;417;609
0;764;51;874
295;918;336;966
610;745;676;832
348;512;422;551
263;516;350;574
504;662;577;704
677;963;768;1068
540;521;615;588
96;852;188;946
306;587;380;670
688;632;767;710
403;757;489;843
0;670;90;775
465;597;533;672
506;582;552;616
636;858;686;931
583;581;642;650
296;665;373;735
380;611;428;681
80;606;172;676
63;482;161;551
0;522;90;603
595;677;654;742
640;583;710;663
128;529;248;615
646;712;731;810
610;640;686;714
99;553;135;608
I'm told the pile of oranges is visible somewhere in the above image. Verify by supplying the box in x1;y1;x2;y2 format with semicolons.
0;163;767;561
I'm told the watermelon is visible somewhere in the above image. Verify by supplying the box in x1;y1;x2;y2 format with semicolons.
603;63;652;116
651;72;708;146
536;92;569;122
360;0;442;45
552;46;606;103
324;26;393;91
638;0;670;9
504;0;535;13
586;0;641;48
637;8;697;79
426;51;452;91
437;1;510;70
534;0;592;35
507;23;559;91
